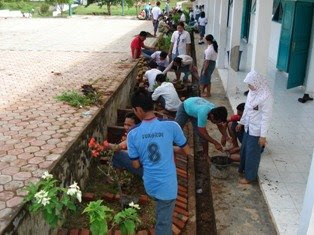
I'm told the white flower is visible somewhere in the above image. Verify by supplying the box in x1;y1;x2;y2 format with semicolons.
76;190;82;203
41;197;51;206
129;202;140;210
67;182;82;202
34;190;50;206
41;171;53;180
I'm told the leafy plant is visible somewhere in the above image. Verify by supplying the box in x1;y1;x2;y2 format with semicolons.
83;200;113;235
40;3;50;14
55;90;98;108
113;202;141;235
24;172;81;228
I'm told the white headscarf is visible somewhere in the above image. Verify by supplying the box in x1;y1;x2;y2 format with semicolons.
244;70;272;107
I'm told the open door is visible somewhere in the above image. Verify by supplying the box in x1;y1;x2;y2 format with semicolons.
277;1;313;89
287;2;313;89
276;1;295;72
241;0;252;41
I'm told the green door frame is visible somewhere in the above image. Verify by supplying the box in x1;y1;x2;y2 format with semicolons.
241;0;252;41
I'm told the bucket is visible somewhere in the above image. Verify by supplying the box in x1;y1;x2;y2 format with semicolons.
210;155;232;179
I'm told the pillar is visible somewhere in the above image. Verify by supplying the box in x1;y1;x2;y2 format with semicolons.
251;0;272;76
213;0;221;39
206;0;215;34
217;0;229;69
298;150;314;234
226;0;243;95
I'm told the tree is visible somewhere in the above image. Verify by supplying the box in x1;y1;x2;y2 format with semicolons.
87;0;134;15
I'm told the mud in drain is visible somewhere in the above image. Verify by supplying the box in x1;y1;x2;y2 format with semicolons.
194;149;217;234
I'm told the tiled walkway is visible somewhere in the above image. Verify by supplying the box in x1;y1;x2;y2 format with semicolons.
217;42;314;234
0;16;155;231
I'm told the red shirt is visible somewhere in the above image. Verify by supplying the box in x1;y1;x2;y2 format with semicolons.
131;36;144;58
229;114;241;122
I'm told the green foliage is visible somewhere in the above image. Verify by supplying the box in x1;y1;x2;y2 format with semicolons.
157;34;172;52
55;90;99;108
183;10;190;23
24;173;81;228
40;3;50;14
113;207;141;235
172;13;180;24
0;0;4;9
83;200;113;235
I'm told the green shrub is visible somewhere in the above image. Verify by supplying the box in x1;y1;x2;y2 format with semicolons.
55;90;99;108
40;3;50;14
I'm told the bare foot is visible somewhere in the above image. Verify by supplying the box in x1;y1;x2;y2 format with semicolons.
239;178;251;184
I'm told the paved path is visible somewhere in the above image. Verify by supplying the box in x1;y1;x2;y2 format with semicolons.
0;16;154;231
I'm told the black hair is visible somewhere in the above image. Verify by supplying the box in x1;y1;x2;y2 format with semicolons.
160;51;168;59
210;106;228;123
173;57;182;66
156;74;166;83
156;1;160;6
178;10;182;14
200;11;205;18
177;22;185;28
236;103;245;112
148;60;158;69
196;5;198;8
205;34;218;53
139;31;148;37
131;89;154;112
125;112;141;124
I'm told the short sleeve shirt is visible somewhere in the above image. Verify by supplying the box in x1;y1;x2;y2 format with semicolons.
131;36;144;58
183;97;216;127
127;118;187;200
204;44;217;61
171;30;191;55
198;17;208;26
151;51;169;68
152;6;162;20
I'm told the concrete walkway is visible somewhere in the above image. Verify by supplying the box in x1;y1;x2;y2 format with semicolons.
194;40;276;234
0;16;156;232
218;41;314;234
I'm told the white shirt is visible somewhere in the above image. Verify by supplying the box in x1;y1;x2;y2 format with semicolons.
239;97;273;137
151;82;182;111
204;44;217;61
180;13;186;22
152;6;162;20
151;51;170;68
198;17;208;26
163;55;193;74
144;68;162;92
171;30;191;55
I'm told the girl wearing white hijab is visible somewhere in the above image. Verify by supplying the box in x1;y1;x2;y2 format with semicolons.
236;70;273;184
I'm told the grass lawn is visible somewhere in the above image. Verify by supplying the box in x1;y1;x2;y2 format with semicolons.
74;0;192;16
0;1;54;17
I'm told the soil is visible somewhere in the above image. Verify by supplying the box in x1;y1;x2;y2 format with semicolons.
63;162;156;231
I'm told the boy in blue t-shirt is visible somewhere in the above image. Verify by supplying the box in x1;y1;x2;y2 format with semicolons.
175;97;228;160
128;90;190;235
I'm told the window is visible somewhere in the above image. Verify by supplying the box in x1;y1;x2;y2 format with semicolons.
272;0;283;23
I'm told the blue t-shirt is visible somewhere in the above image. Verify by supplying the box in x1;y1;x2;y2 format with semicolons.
183;97;216;128
127;118;187;200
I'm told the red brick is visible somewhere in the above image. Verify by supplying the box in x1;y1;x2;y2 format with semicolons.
57;229;68;235
103;192;116;202
82;192;95;202
174;206;189;217
172;224;181;235
137;230;148;235
178;185;187;193
172;217;186;230
69;229;79;235
148;228;155;235
176;195;187;204
173;212;188;223
80;229;90;235
176;170;187;179
139;195;149;204
178;190;188;199
175;200;187;210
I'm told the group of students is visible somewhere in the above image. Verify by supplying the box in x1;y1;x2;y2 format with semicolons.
119;9;273;234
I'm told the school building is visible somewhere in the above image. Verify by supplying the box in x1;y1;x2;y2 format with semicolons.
193;0;314;234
